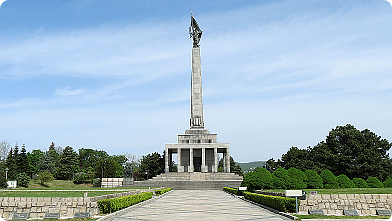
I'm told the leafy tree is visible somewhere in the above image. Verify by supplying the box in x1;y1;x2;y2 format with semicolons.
305;170;323;189
352;177;369;188
281;147;315;171
241;167;273;191
16;172;30;187
95;158;124;178
337;174;355;188
264;158;282;173
320;170;338;189
287;167;307;189
366;177;383;188
310;124;392;180
272;167;290;189
78;148;108;171
139;152;164;179
37;171;54;185
56;146;79;180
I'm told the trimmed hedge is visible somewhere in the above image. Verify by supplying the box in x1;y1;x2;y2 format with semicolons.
98;191;153;214
243;192;296;213
223;187;238;195
155;188;171;195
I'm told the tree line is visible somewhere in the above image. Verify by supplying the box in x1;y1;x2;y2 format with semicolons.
264;124;392;182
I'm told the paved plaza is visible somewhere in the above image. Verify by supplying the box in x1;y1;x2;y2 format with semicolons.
108;190;291;221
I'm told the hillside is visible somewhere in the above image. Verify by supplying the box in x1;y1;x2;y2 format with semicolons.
238;161;266;172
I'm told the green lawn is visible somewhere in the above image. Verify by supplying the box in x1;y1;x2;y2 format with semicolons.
0;190;131;197
261;188;392;194
295;215;390;220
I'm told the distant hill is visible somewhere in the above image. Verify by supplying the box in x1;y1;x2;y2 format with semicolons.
237;161;266;172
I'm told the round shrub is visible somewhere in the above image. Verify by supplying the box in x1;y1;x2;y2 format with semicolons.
272;167;290;189
337;174;355;188
93;178;101;187
383;179;392;188
73;172;89;184
16;173;31;188
241;167;273;191
320;170;338;189
287;167;307;189
366;177;383;188
305;170;323;189
352;178;369;188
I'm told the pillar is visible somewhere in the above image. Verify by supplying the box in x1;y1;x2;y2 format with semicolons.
214;147;218;173
189;148;194;172
225;148;230;173
201;148;206;172
177;147;183;172
165;147;169;173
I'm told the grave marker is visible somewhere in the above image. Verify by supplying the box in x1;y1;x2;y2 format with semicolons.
74;212;90;219
309;209;324;215
343;210;359;216
44;213;60;219
12;213;29;220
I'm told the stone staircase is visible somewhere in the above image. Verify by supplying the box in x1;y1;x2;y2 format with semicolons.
129;172;243;190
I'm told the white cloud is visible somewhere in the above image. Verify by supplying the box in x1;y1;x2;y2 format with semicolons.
54;87;87;96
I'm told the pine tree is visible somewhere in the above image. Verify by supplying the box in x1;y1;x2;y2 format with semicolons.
17;144;30;176
56;146;79;180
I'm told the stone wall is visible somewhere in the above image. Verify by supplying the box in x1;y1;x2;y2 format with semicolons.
0;188;161;219
300;194;392;215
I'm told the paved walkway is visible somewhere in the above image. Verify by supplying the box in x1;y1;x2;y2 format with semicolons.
108;190;291;221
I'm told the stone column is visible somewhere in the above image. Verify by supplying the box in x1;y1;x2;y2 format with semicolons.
201;148;206;172
226;148;230;173
177;147;183;173
190;47;204;129
189;148;194;172
165;147;169;173
214;147;218;173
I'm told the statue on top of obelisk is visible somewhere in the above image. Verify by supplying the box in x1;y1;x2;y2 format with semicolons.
189;13;204;129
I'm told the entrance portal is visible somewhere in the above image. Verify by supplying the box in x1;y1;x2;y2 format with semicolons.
193;157;202;172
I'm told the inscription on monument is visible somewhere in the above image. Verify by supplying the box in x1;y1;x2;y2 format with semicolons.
343;210;359;216
44;213;60;219
12;213;29;220
376;210;391;216
74;212;90;219
309;209;324;215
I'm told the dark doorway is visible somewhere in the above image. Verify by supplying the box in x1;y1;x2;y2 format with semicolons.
194;157;202;172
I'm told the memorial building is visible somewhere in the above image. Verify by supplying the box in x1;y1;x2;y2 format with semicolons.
165;14;230;173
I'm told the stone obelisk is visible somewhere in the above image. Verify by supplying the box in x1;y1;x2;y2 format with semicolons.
190;15;204;129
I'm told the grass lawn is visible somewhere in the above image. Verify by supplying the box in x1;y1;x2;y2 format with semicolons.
0;190;131;197
294;215;391;220
261;188;392;194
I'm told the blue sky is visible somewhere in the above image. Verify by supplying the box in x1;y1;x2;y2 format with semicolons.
0;0;391;163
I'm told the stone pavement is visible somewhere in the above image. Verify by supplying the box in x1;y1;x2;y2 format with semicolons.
107;190;291;221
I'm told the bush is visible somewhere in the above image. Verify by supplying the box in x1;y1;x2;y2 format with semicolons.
243;192;296;213
383;179;392;188
16;173;30;188
93;178;101;187
337;174;355;188
287;167;307;189
241;167;273;191
98;191;153;214
223;187;238;195
272;167;290;189
305;170;323;189
352;178;369;188
155;188;171;195
366;177;383;188
320;170;338;189
73;172;89;184
38;171;54;185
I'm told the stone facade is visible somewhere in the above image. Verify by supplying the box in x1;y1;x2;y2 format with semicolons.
0;189;160;218
300;194;392;215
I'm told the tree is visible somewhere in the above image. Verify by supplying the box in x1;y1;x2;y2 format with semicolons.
352;178;369;188
17;144;30;175
241;167;273;191
139;152;164;179
305;170;323;189
16;173;30;187
56;146;79;180
0;141;10;162
95;158;123;178
310;124;392;180
264;158;282;173
320;170;338;189
337;174;355;188
5;144;19;180
272;167;290;189
27;149;44;175
366;177;383;188
37;171;54;186
383;179;392;188
281;147;315;171
78;148;108;171
287;167;307;189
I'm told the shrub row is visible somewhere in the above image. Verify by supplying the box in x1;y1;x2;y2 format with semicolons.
97;191;153;214
223;187;238;195
243;192;296;213
155;188;171;195
242;167;392;191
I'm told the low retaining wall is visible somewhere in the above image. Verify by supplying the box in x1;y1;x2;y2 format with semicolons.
0;188;162;219
300;194;392;215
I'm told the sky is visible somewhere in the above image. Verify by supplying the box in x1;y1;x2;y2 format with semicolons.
0;0;391;163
